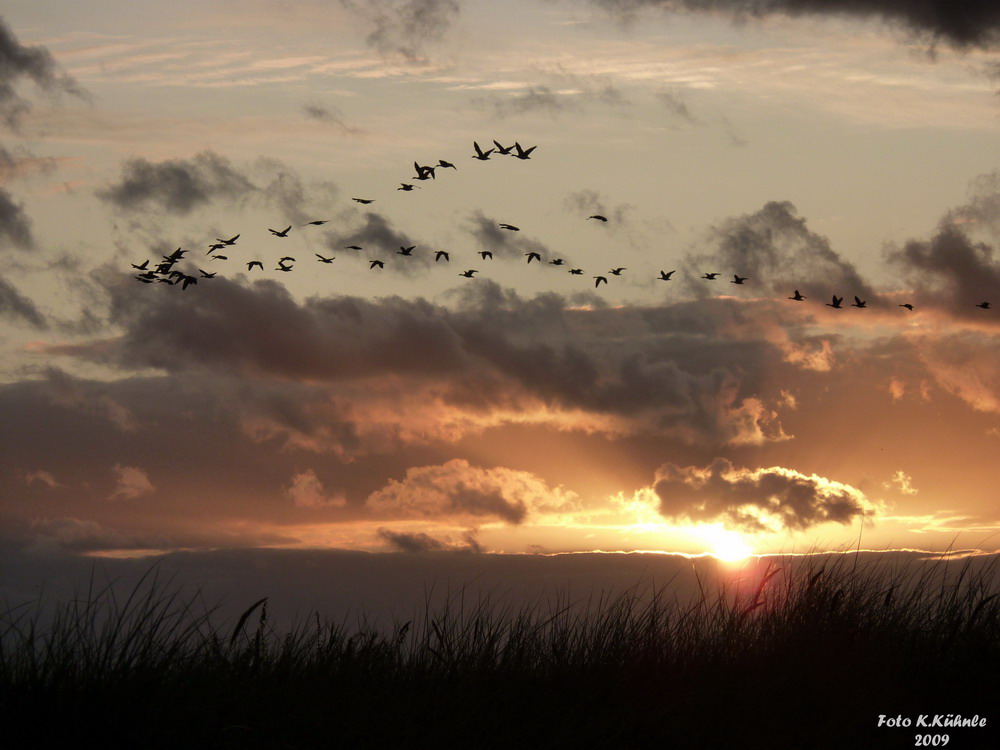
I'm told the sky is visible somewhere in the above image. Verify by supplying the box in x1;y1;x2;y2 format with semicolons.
3;0;1000;564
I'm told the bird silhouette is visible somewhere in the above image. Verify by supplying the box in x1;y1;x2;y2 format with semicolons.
499;223;520;231
345;245;363;250
437;159;456;170
594;276;608;287
492;140;514;155
303;220;328;226
398;245;415;256
976;302;991;309
588;215;608;222
731;275;748;285
899;303;914;311
207;243;226;253
316;254;335;263
247;261;264;271
569;269;584;275
852;296;867;308
526;252;541;263
370;260;384;269
276;264;293;272
180;276;197;290
198;269;216;278
352;198;375;204
789;290;806;301
472;141;494;160
398;183;418;191
658;270;675;281
702;272;719;280
550;258;565;266
479;251;493;260
460;269;478;278
269;226;292;237
827;295;844;309
131;260;149;270
217;235;240;245
609;268;625;276
210;255;228;261
435;251;450;262
513;142;536;160
413;162;436;180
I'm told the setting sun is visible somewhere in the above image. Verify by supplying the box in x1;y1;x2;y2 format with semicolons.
697;524;754;562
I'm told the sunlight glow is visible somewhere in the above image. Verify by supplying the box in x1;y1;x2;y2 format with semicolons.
698;524;754;562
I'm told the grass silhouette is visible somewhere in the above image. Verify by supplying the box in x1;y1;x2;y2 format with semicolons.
2;552;998;748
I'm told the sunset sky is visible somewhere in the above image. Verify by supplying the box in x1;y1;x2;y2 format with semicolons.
3;0;1000;563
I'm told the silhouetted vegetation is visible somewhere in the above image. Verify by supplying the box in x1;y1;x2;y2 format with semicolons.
2;553;999;748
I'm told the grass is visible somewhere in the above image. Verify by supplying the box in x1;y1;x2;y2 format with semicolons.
2;552;999;749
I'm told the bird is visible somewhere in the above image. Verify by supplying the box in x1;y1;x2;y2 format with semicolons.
492;140;514;155
135;276;154;284
588;215;608;222
609;267;625;276
499;223;520;231
269;226;292;237
302;220;328;226
279;256;295;264
315;254;335;263
247;261;264;271
370;260;384;269
398;245;415;256
345;245;363;250
198;269;216;278
180;276;197;290
827;295;844;309
658;270;675;281
899;303;914;311
435;251;450;262
131;260;149;270
206;243;226;253
352;198;375;204
217;235;239;245
437;159;456;170
479;251;493;260
398;183;418;191
594;276;608;287
789;290;806;301
569;268;583;275
459;269;478;278
165;248;185;260
413;162;436;180
513;142;536;160
550;259;565;266
702;272;719;280
852;296;867;308
276;264;293;272
731;275;748;285
976;302;991;309
472;141;493;160
526;252;541;263
210;255;228;261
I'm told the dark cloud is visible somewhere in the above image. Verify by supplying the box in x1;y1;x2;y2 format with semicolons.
0;275;46;327
652;457;877;532
341;0;460;61
324;211;438;273
586;0;1000;51
0;17;86;128
302;102;361;135
686;200;874;301
481;81;630;118
655;89;697;124
466;210;565;264
252;157;339;226
0;186;33;248
562;189;633;225
96;151;257;215
376;527;482;553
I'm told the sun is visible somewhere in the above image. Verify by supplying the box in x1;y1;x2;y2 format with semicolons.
698;524;754;562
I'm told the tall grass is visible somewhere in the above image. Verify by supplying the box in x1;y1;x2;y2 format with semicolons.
2;553;999;748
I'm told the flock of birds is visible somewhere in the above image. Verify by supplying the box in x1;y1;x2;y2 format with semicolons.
130;140;993;312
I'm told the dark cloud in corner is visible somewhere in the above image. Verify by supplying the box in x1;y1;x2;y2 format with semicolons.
341;0;460;62
0;186;34;249
96;151;258;216
652;457;877;532
0;276;46;327
0;16;86;128
585;0;1000;51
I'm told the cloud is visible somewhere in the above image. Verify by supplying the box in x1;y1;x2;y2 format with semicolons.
109;464;155;501
325;211;437;272
655;89;697;124
0;16;86;128
650;457;879;532
376;527;482;552
481;80;630;118
465;210;564;264
96;150;258;215
0;276;46;327
562;189;633;225
584;0;1000;51
367;458;577;524
341;0;461;61
0;186;34;249
286;469;348;509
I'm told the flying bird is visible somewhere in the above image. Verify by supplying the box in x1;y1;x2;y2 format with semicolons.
976;302;991;309
852;296;867;308
594;276;608;287
549;259;565;266
207;243;226;253
247;261;264;271
198;269;216;278
179;276;197;290
435;251;450;262
370;260;384;269
499;223;519;231
269;226;292;237
398;245;415;256
609;268;625;276
827;295;844;309
472;141;493;160
479;251;493;260
526;252;541;263
459;269;478;278
398;183;418;191
302;220;328;226
131;260;149;270
492;140;514;155
513;142;536;160
276;264;293;272
702;272;719;280
413;162;436;180
437;159;456;170
789;290;806;301
569;268;583;275
210;255;228;261
352;198;375;204
731;275;748;285
315;254;335;263
899;303;914;311
217;235;239;245
587;215;608;222
658;270;675;281
345;245;363;250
